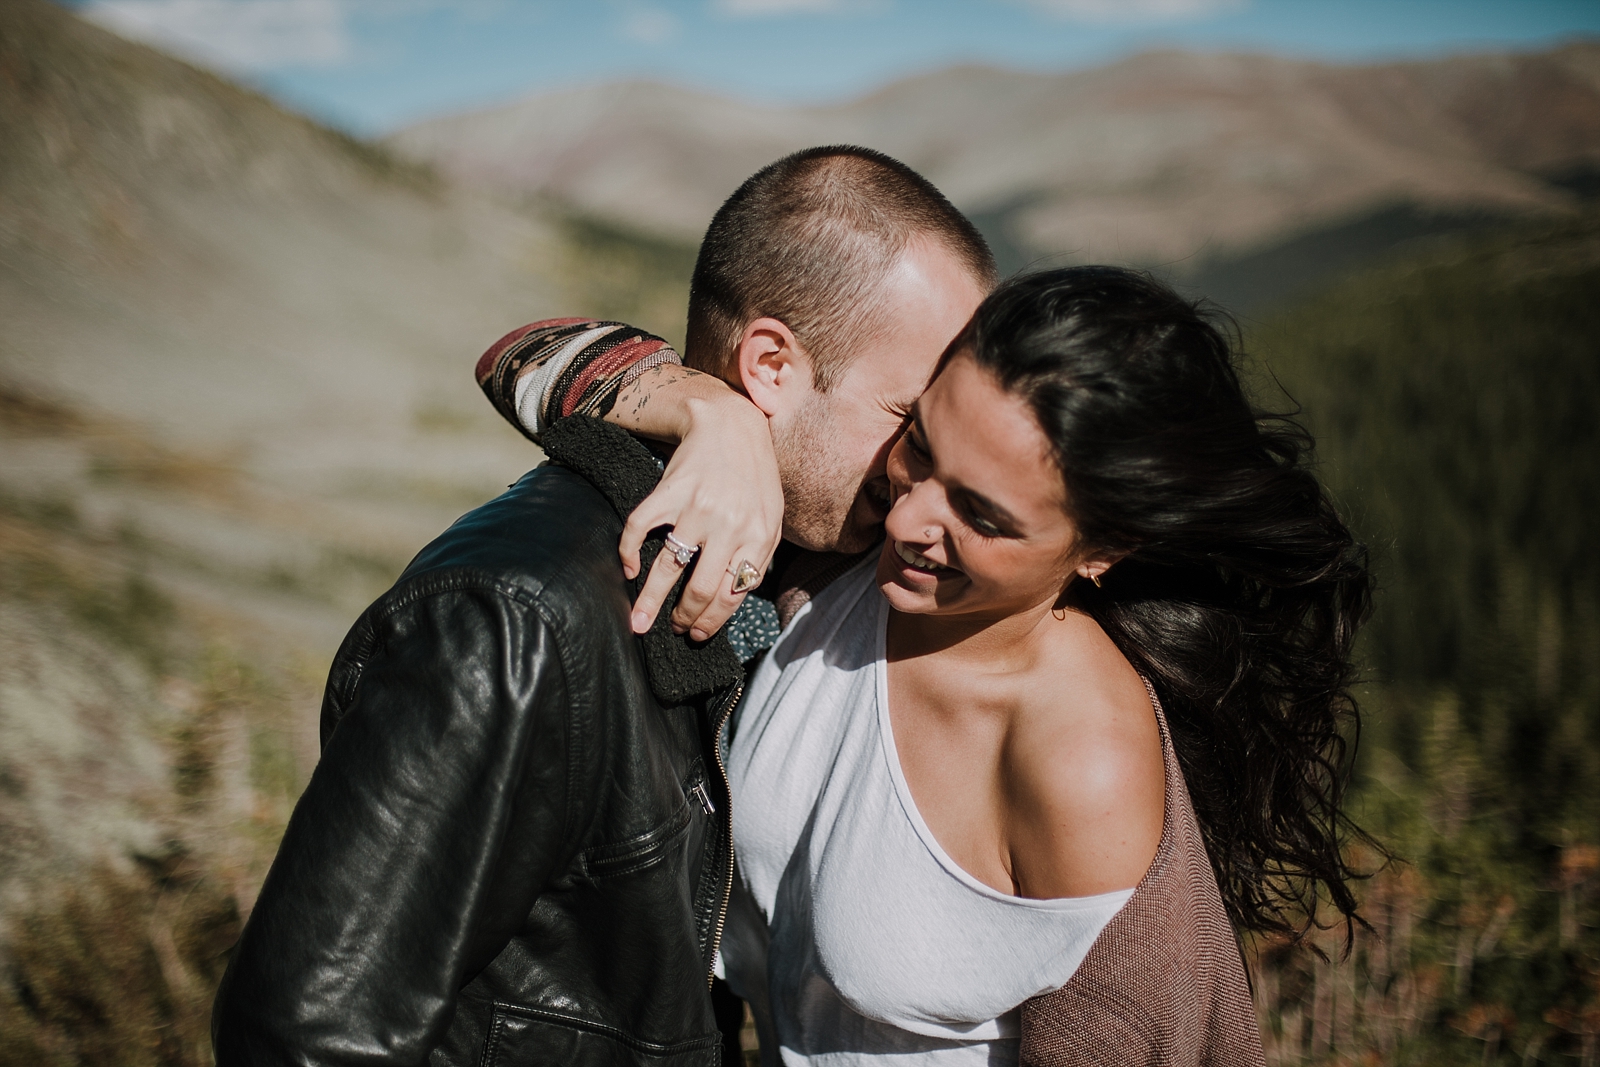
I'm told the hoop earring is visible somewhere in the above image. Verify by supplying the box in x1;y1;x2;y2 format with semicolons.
1090;573;1103;588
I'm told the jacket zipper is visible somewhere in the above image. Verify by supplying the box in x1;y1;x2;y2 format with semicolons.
706;680;743;987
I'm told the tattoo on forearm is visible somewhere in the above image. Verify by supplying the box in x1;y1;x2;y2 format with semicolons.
627;365;708;417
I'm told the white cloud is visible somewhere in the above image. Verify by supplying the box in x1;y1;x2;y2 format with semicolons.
713;0;880;16
620;7;681;43
1013;0;1247;24
82;0;354;71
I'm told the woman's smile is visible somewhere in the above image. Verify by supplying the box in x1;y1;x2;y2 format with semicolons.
892;539;958;577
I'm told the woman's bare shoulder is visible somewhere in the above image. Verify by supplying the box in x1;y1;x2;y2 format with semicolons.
1003;622;1165;900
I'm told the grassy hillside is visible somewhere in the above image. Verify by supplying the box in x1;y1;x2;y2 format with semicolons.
0;0;555;484
0;6;570;1059
0;391;321;1066
1245;212;1600;1065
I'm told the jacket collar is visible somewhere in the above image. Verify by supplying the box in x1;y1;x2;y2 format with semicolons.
540;417;745;705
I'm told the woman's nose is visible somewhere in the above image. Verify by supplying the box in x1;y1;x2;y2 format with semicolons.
886;477;945;545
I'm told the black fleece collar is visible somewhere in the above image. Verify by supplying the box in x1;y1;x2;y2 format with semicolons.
540;417;745;705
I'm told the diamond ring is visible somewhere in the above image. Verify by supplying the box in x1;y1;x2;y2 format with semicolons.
662;531;699;568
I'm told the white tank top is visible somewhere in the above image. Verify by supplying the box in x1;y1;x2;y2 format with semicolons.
721;558;1133;1067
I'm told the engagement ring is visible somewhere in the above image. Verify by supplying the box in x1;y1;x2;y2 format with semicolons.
663;531;700;567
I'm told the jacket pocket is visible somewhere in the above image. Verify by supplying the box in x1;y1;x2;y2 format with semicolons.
481;1002;722;1067
580;803;694;879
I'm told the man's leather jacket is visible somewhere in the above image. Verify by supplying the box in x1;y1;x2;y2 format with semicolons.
212;419;746;1066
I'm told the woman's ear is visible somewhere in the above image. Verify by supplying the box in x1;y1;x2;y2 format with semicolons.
1075;551;1126;588
737;318;814;418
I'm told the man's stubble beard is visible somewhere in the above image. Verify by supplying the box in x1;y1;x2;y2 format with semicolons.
772;389;879;555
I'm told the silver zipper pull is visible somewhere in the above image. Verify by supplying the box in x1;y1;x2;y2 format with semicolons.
689;782;716;815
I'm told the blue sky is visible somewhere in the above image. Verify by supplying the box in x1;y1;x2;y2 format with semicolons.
63;0;1600;135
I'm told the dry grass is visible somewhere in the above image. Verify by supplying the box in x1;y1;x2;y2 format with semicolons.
0;855;241;1067
0;437;307;1066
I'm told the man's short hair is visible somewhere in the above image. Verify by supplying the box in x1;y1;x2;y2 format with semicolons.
684;146;997;390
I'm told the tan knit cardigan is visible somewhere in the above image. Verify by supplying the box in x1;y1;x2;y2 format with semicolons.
1019;682;1266;1066
777;558;1267;1066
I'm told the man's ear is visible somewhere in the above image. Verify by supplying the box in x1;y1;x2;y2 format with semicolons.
736;318;814;418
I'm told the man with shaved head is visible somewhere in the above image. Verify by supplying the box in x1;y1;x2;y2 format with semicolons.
482;145;995;635
214;145;993;1067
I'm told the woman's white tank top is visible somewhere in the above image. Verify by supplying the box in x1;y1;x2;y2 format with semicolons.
721;557;1132;1067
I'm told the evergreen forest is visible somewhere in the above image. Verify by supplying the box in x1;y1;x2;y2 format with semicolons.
1245;210;1600;1064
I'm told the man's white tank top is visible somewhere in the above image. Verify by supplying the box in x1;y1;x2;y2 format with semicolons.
721;557;1132;1067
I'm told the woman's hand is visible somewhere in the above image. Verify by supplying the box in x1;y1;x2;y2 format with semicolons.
620;388;783;640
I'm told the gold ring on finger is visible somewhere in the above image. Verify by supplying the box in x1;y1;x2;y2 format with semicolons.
727;559;763;594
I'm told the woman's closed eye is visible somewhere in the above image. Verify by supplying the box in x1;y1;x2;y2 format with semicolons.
906;422;933;463
956;495;1016;539
964;509;1006;538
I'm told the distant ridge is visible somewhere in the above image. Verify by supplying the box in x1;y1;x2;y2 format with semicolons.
390;43;1600;283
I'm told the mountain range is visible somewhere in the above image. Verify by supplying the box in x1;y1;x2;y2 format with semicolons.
391;42;1600;305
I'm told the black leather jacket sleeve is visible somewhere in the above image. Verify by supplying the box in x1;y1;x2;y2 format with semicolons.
213;578;573;1066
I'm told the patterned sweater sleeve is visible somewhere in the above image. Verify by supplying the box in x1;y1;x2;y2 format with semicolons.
475;318;683;444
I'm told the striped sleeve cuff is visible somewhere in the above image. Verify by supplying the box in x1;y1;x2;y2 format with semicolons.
476;319;682;443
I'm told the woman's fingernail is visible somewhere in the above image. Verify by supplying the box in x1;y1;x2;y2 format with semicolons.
631;611;650;632
690;628;707;642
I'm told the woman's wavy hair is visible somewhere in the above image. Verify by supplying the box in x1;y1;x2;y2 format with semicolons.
953;266;1377;942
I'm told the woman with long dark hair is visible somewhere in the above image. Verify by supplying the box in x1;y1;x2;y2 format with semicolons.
478;265;1372;1065
706;266;1373;1066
